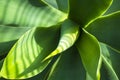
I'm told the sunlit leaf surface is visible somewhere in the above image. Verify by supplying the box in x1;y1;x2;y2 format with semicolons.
1;26;60;79
44;19;79;60
0;0;67;27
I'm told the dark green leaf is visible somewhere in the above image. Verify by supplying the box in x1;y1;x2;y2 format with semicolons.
86;11;120;51
47;46;86;80
104;0;120;15
100;43;119;80
0;41;16;57
68;0;112;26
76;29;101;80
0;26;60;79
42;0;69;13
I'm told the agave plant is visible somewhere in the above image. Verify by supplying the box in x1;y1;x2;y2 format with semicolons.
0;0;120;80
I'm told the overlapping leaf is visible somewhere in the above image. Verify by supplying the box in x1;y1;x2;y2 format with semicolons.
104;0;120;15
44;19;79;60
100;43;119;80
68;0;113;26
76;29;101;80
0;0;67;27
47;46;86;80
0;26;60;79
0;25;30;56
42;0;69;13
86;11;120;51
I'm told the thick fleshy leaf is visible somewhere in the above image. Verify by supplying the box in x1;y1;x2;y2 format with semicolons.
68;0;113;26
104;0;120;15
0;26;60;79
47;46;86;80
86;11;120;51
100;43;119;80
76;29;101;80
44;19;79;60
0;0;67;27
0;41;16;57
27;56;58;80
0;25;30;42
42;0;69;13
0;25;30;56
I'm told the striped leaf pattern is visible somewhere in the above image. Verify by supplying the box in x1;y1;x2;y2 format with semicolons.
0;25;30;56
44;19;79;60
0;0;67;27
0;26;60;79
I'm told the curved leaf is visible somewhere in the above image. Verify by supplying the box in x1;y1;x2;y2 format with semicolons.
104;0;120;15
42;0;69;13
0;41;16;57
0;0;67;27
47;46;86;80
0;25;30;56
76;29;101;80
68;0;113;26
44;19;79;60
0;26;60;79
0;25;30;42
100;43;119;80
86;11;120;51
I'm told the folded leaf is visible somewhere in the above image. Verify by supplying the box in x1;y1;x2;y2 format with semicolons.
44;19;79;60
68;0;112;26
0;0;67;27
86;11;120;51
76;29;101;80
100;43;119;80
47;46;86;80
0;26;60;79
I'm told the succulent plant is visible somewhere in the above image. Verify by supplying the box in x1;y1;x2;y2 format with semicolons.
0;0;120;80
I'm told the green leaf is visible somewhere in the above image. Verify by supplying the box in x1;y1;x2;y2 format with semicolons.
0;25;30;56
0;25;30;42
44;19;79;60
100;43;119;80
42;0;69;13
86;11;120;51
47;46;86;80
0;41;16;57
76;29;101;80
0;0;67;27
0;26;60;79
104;0;120;15
68;0;113;26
